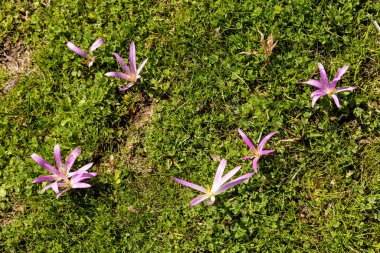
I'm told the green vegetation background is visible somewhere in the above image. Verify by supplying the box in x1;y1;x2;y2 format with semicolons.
1;0;379;251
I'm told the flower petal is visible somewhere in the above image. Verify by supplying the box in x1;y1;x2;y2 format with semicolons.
206;196;216;205
129;41;136;73
89;38;104;54
213;166;242;192
72;182;92;189
41;181;59;193
260;149;275;155
214;173;254;195
318;63;329;87
51;181;59;193
31;154;64;178
113;52;131;74
173;177;207;193
258;132;277;152
189;195;209;206
105;72;130;80
33;175;55;183
241;155;254;160
330;65;349;89
252;157;259;173
238;128;256;153
310;89;326;98
311;94;324;108
54;145;63;168
136;58;148;76
331;95;340;108
302;79;324;89
68;163;94;178
335;86;357;93
66;148;81;173
212;158;227;189
56;188;70;199
66;42;88;58
120;83;135;91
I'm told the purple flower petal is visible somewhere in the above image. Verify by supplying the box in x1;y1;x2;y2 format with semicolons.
41;182;54;192
213;166;242;191
311;94;324;108
302;79;324;89
318;63;329;87
260;150;275;155
41;181;59;193
72;182;92;189
51;181;59;193
120;83;135;91
173;177;207;193
68;163;94;177
54;145;63;168
129;41;137;73
258;132;277;152
33;175;55;183
206;196;216;205
189;195;209;206
89;38;104;54
136;58;148;76
66;42;88;58
5;78;17;91
331;95;340;108
330;65;349;89
105;72;130;80
214;173;254;195
212;158;227;189
238;128;256;153
66;148;81;172
252;157;259;173
335;86;357;93
56;188;70;199
31;154;64;178
310;89;326;98
241;155;254;160
113;52;131;74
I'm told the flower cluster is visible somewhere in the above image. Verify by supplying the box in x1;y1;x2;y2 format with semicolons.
66;39;147;91
31;145;97;198
173;129;276;206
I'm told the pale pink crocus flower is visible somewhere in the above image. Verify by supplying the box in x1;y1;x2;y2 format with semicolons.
302;63;356;108
238;129;277;173
66;38;104;67
105;41;148;90
173;159;253;206
31;145;97;198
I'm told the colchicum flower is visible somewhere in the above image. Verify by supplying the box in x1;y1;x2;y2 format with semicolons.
303;63;357;108
238;129;277;173
105;41;148;91
173;159;253;206
31;145;97;198
66;38;104;67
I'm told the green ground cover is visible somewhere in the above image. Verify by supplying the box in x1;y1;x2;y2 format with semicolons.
1;0;380;251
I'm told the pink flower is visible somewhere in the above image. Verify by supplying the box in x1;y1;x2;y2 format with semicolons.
238;129;277;173
173;159;253;206
302;63;357;108
105;41;148;91
66;38;104;67
31;145;97;198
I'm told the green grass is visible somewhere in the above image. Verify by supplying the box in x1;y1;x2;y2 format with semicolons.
1;0;380;251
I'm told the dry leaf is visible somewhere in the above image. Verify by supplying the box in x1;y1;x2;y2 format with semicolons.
128;205;139;214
